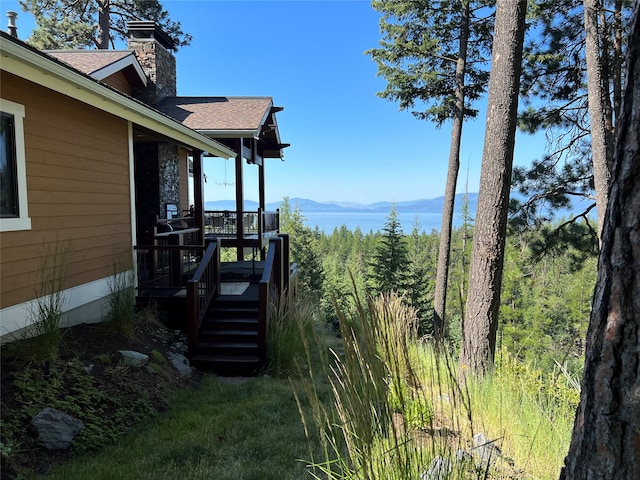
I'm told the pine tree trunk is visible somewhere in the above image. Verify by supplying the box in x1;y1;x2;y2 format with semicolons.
97;0;110;49
433;1;470;340
560;4;640;477
584;0;612;242
459;0;527;376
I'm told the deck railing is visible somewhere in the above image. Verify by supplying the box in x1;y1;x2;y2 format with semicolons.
204;209;279;237
135;244;205;292
187;240;221;355
258;237;283;356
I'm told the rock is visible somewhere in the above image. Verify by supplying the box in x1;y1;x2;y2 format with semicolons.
420;456;452;480
31;407;84;450
472;432;502;467
118;350;149;367
167;352;191;377
455;448;473;463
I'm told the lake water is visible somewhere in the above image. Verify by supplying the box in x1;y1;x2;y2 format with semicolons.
302;211;466;234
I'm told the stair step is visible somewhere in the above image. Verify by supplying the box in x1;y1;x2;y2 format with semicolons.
199;341;258;349
207;307;258;317
199;329;258;341
202;318;259;330
190;354;264;375
200;328;258;335
192;354;262;364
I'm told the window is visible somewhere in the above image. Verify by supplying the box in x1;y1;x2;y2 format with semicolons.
1;112;18;217
0;99;30;232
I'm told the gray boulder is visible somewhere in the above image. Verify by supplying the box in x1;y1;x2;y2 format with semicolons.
118;350;149;367
472;432;502;468
167;352;191;377
31;407;84;450
420;456;452;480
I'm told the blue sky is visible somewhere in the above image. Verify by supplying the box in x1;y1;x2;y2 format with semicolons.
3;0;545;204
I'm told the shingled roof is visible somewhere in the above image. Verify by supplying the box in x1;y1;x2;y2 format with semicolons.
157;96;274;134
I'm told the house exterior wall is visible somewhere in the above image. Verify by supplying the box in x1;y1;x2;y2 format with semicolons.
0;72;133;337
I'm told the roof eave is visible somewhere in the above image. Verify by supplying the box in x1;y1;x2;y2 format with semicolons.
198;129;261;139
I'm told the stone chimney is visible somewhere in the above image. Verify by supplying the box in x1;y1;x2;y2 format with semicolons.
127;21;176;106
6;11;18;38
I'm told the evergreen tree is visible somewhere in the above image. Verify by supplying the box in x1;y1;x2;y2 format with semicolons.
279;198;324;296
20;0;191;50
368;205;409;295
406;217;437;334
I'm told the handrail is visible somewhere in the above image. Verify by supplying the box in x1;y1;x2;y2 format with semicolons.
203;209;279;238
186;240;221;355
258;237;283;357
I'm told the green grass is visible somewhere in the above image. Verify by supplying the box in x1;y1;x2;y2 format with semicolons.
40;375;327;480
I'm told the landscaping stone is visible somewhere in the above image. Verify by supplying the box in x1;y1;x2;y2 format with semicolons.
167;352;191;377
31;408;84;450
420;455;451;480
118;350;149;367
472;432;502;468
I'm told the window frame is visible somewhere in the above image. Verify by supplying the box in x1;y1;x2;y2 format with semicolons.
0;98;30;232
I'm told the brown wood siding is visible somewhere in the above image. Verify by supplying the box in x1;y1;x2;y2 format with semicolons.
102;71;133;95
0;72;132;309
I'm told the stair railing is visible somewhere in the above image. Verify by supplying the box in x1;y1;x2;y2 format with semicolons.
187;240;221;355
258;236;283;357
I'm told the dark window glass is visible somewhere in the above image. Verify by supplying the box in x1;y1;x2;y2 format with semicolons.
0;112;18;217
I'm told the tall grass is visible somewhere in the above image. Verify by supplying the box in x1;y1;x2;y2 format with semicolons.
267;292;319;378
26;242;71;360
296;291;464;479
295;288;578;479
106;256;137;336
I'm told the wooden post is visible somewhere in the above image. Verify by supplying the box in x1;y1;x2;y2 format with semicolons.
192;149;205;246
279;234;290;292
234;139;244;261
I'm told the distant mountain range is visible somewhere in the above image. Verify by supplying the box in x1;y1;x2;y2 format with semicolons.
205;193;479;214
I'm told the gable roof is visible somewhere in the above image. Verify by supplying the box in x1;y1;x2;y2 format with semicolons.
0;32;234;158
46;50;147;87
157;96;274;136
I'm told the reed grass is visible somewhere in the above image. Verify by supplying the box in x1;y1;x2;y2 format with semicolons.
295;287;578;479
106;257;137;336
23;242;71;360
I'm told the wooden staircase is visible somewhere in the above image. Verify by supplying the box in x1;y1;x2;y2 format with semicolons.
190;296;265;375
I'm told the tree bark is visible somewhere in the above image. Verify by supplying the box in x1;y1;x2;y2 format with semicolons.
560;3;640;478
97;0;110;49
584;0;612;242
459;0;527;376
433;0;470;340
